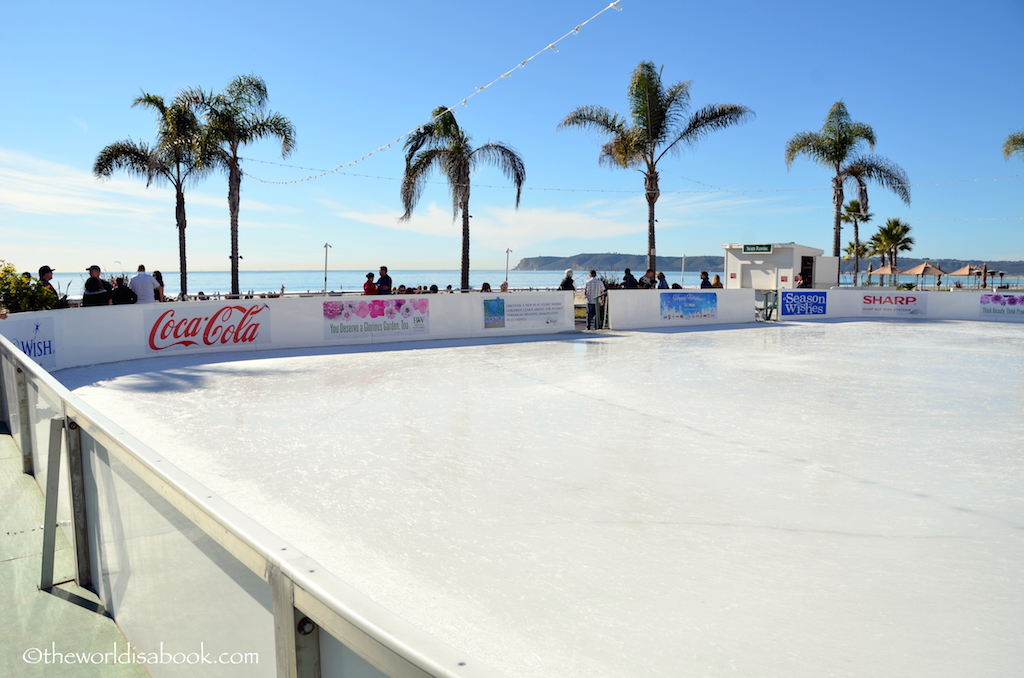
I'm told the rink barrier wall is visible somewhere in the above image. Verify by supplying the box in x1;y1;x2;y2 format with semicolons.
0;332;507;678
775;288;1024;321
0;291;575;371
605;289;757;329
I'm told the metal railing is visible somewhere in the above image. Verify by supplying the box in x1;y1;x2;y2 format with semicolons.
1;333;504;678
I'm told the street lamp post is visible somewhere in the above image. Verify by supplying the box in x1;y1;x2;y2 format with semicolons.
505;248;513;285
323;243;332;294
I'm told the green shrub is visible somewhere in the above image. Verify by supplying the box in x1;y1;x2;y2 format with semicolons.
0;260;65;313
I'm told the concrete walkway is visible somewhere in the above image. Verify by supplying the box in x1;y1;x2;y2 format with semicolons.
0;428;146;678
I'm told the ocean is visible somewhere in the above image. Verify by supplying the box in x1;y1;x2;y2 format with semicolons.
48;268;719;299
45;268;1009;300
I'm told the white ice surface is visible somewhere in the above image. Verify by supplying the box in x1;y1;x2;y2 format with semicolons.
60;320;1024;678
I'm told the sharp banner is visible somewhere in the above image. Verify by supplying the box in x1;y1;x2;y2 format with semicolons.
860;293;927;317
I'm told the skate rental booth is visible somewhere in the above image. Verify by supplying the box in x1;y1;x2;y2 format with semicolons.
722;242;839;290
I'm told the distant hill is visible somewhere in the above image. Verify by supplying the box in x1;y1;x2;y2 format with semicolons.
514;253;723;273
515;254;1024;276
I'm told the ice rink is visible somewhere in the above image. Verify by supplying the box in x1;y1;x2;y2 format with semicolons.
59;319;1024;678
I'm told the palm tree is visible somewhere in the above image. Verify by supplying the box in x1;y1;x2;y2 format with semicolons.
840;199;872;286
559;61;753;273
843;240;870;285
181;75;295;296
874;218;914;286
785;101;911;258
401;106;525;292
94;93;222;296
1004;131;1024;161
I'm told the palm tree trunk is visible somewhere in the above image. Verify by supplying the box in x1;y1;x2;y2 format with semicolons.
460;196;471;292
853;219;860;287
175;185;188;296
645;169;659;273
228;158;241;297
831;176;844;258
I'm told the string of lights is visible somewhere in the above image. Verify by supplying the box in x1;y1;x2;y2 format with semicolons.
244;0;623;186
240;154;1022;219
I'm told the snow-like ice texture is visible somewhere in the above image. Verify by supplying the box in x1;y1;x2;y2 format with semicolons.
60;320;1024;678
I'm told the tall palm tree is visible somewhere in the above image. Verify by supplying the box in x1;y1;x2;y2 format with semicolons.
843;240;870;285
785;101;910;258
874;218;914;286
181;75;295;296
94;93;222;296
1003;130;1024;161
401;106;525;292
840;199;872;286
559;61;753;273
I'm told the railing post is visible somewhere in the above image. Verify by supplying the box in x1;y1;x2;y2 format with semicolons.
15;367;35;475
40;418;65;590
65;418;93;590
269;564;321;678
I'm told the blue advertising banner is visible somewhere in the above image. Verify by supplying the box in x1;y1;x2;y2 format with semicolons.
781;290;827;316
660;292;718;321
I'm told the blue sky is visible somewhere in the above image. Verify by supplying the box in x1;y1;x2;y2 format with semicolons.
2;0;1022;274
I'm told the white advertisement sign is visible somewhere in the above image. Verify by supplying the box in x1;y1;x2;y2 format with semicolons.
861;293;927;317
146;303;272;353
323;298;430;339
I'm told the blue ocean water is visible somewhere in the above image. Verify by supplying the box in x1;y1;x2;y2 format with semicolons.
48;269;718;299
46;268;1002;300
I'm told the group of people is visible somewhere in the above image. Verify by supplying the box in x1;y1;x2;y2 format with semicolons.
82;264;166;307
362;266;512;295
363;266;442;295
699;271;725;288
558;268;724;292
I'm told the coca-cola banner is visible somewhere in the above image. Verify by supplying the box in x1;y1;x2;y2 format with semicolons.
146;304;271;353
322;298;430;340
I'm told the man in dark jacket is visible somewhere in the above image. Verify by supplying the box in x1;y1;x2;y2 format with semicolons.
111;277;138;304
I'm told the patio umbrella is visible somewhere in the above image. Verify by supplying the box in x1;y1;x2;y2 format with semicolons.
948;264;982;288
948;264;981;277
903;262;946;288
869;264;901;286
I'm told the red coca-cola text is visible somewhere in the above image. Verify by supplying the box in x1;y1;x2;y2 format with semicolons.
148;305;266;351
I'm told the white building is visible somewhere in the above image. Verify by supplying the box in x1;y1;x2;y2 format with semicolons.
722;242;839;289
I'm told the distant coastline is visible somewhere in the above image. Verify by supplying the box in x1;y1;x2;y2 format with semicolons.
515;253;1024;275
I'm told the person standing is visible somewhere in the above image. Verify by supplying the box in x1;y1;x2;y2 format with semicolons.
111;277;138;304
559;269;575;291
363;272;377;295
38;266;57;297
82;265;113;306
129;265;161;304
583;269;606;330
639;269;655;288
622;268;638;289
700;271;713;289
377;266;392;295
152;270;166;301
656;271;669;289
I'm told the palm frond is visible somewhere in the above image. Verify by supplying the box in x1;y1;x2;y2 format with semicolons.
661;103;754;161
471;143;526;208
1003;131;1024;160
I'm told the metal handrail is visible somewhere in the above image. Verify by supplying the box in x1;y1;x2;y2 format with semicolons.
0;333;505;678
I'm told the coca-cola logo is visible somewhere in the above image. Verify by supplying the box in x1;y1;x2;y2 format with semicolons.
148;305;268;351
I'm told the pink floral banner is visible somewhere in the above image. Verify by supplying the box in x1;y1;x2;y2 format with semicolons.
979;294;1024;319
323;298;430;339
